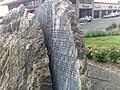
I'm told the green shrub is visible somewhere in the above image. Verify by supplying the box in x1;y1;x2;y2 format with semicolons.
86;50;94;59
86;45;97;59
94;49;108;62
106;48;120;63
86;46;120;63
84;30;120;38
107;30;120;36
94;52;106;62
108;51;120;63
84;30;108;37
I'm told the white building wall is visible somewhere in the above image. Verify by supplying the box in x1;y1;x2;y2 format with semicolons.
94;3;120;10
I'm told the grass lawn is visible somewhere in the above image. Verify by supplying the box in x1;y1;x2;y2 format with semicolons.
85;35;120;50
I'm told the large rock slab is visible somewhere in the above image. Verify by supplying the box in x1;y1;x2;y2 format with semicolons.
36;0;89;90
0;5;52;90
0;1;89;90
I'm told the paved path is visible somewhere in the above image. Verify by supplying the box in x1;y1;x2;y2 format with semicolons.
81;17;120;33
88;64;120;90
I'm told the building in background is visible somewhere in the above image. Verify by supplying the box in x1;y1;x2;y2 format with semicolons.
79;0;94;18
1;0;120;18
79;1;120;18
0;0;45;12
0;0;76;12
94;2;120;18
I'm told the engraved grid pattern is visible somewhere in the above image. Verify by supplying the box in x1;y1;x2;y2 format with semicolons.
36;0;81;90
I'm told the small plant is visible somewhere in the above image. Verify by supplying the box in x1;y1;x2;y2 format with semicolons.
94;49;108;62
86;45;96;59
86;50;94;59
107;48;120;63
86;45;120;63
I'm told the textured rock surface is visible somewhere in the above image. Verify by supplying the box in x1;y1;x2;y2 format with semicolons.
0;5;52;90
71;11;90;90
0;2;88;90
36;0;89;90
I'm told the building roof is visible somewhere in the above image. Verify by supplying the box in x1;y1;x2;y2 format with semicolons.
94;2;120;5
0;0;28;5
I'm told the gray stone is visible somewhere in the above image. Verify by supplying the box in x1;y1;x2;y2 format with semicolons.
0;1;89;90
71;7;90;90
36;0;89;90
0;5;52;90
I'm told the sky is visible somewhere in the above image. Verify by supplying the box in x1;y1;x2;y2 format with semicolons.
0;5;8;16
94;0;119;3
